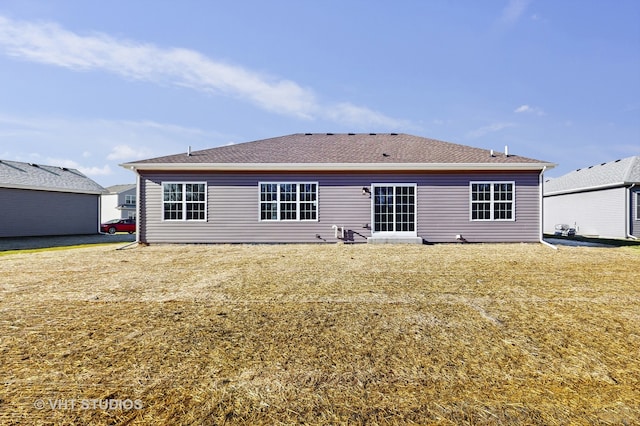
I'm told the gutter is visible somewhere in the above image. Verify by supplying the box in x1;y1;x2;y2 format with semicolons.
627;183;638;240
539;166;557;250
544;181;627;197
121;161;556;173
0;183;106;195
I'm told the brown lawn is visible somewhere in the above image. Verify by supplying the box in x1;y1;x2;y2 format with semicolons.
0;243;639;425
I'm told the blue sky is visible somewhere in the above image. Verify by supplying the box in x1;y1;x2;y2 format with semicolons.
0;0;638;187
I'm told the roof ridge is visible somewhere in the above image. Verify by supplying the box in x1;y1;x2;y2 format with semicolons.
621;155;640;182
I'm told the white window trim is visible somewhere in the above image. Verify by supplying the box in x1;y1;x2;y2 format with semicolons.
161;182;208;222
370;183;418;236
258;182;319;222
469;181;516;221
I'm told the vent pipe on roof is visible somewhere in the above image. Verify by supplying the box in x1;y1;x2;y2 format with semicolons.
504;145;509;157
187;146;192;157
490;149;495;157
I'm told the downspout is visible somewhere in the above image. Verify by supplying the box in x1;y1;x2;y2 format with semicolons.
97;193;102;234
627;183;638;239
539;166;558;250
135;172;141;244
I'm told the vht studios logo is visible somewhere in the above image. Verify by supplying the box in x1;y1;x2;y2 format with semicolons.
34;398;143;411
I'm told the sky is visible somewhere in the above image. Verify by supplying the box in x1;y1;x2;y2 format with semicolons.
0;0;638;187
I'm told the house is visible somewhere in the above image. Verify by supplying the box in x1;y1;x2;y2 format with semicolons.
122;133;555;244
0;159;106;238
101;184;137;222
543;156;640;239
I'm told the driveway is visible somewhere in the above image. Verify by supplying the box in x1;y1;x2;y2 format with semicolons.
544;237;617;248
0;233;136;251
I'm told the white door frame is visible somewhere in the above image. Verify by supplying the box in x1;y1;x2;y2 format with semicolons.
370;183;418;237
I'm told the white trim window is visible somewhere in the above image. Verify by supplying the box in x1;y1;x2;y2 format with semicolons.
259;182;318;221
162;182;207;221
124;194;136;205
371;184;417;234
470;181;515;221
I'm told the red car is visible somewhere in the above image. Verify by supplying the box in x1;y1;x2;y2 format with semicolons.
101;218;136;234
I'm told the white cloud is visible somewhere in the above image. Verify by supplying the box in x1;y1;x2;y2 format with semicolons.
514;104;546;116
79;165;112;176
0;16;315;118
500;0;532;25
45;157;112;177
0;112;227;185
0;15;405;128
107;144;153;161
324;103;409;129
466;122;516;138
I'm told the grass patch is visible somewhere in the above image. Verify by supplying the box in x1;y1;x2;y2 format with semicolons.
0;242;127;256
0;243;638;424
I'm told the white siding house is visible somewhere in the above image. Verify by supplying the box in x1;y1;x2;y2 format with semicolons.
543;156;640;239
101;184;137;222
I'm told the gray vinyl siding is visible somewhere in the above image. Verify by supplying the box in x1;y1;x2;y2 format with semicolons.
0;188;99;237
544;187;627;238
138;170;541;244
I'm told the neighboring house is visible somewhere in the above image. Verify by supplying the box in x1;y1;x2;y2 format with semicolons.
0;159;106;238
122;133;554;244
543;156;640;239
101;184;137;222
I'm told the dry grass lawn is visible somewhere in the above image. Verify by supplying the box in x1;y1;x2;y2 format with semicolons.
0;243;639;425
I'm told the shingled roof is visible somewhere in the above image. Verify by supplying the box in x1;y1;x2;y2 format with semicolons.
124;133;553;172
0;160;106;194
105;184;136;194
544;156;640;195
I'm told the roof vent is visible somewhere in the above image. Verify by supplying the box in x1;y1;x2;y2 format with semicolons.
576;168;581;171
29;163;39;168
390;133;398;136
348;133;355;135
59;167;69;171
504;145;509;157
382;153;390;157
187;146;192;157
600;162;606;166
326;133;334;135
305;133;312;135
369;133;377;135
490;149;495;157
615;159;621;162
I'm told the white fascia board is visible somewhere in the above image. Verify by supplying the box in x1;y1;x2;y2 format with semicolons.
544;182;627;196
0;183;105;195
122;162;555;172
